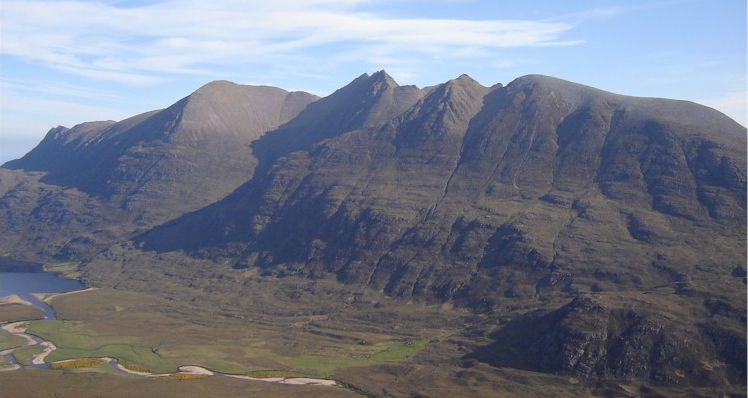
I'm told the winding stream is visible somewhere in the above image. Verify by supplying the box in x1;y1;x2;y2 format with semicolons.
0;272;337;387
1;317;336;385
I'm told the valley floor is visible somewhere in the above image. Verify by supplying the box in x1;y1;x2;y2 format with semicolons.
1;284;744;397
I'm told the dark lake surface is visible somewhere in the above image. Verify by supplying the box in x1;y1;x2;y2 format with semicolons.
0;272;86;320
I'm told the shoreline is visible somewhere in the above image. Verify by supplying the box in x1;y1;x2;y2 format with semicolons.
0;295;33;307
33;287;99;304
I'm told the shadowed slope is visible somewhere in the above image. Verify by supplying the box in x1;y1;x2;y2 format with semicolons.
0;82;317;258
5;81;318;224
138;74;745;303
138;71;425;251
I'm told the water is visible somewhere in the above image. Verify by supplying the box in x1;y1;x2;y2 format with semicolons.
0;272;85;320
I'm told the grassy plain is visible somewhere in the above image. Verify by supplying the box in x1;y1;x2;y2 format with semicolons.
10;277;731;397
12;345;44;366
23;287;445;380
0;282;603;397
0;331;26;351
0;303;43;322
0;370;360;398
6;284;617;397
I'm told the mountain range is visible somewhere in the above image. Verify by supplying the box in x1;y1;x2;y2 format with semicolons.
1;71;745;393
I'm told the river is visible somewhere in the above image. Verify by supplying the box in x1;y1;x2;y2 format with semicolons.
0;272;85;320
0;271;338;387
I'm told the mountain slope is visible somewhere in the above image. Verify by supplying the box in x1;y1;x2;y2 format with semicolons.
1;72;745;391
0;82;317;258
139;74;745;302
137;71;426;250
130;73;746;389
130;74;746;389
5;81;318;225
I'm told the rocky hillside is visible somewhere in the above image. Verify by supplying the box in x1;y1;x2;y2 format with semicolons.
141;72;745;306
470;296;746;387
5;81;317;223
1;71;745;391
1;82;317;258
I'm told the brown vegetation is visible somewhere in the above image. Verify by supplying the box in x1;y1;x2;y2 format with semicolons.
51;358;108;369
168;373;209;381
118;360;152;373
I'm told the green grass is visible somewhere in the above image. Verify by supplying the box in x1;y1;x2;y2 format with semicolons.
12;344;44;366
242;370;306;378
26;319;428;377
27;320;179;373
275;339;427;377
20;287;434;378
26;320;266;374
0;332;26;351
0;368;362;397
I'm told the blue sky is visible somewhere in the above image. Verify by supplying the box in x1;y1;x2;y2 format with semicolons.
0;0;745;163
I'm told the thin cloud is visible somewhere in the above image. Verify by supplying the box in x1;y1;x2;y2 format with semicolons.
0;0;581;84
0;78;117;100
0;94;132;126
544;6;624;23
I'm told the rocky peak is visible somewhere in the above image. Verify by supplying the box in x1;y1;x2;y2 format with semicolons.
370;69;398;85
394;72;487;139
432;73;487;104
451;73;481;86
46;125;70;138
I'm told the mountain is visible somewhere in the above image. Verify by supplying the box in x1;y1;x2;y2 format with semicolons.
136;71;426;250
1;72;745;392
140;73;745;301
1;82;317;258
5;81;317;222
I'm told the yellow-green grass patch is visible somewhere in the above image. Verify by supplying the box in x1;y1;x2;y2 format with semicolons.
118;359;153;373
12;344;44;366
0;332;27;351
51;358;108;369
30;288;438;379
168;373;210;381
